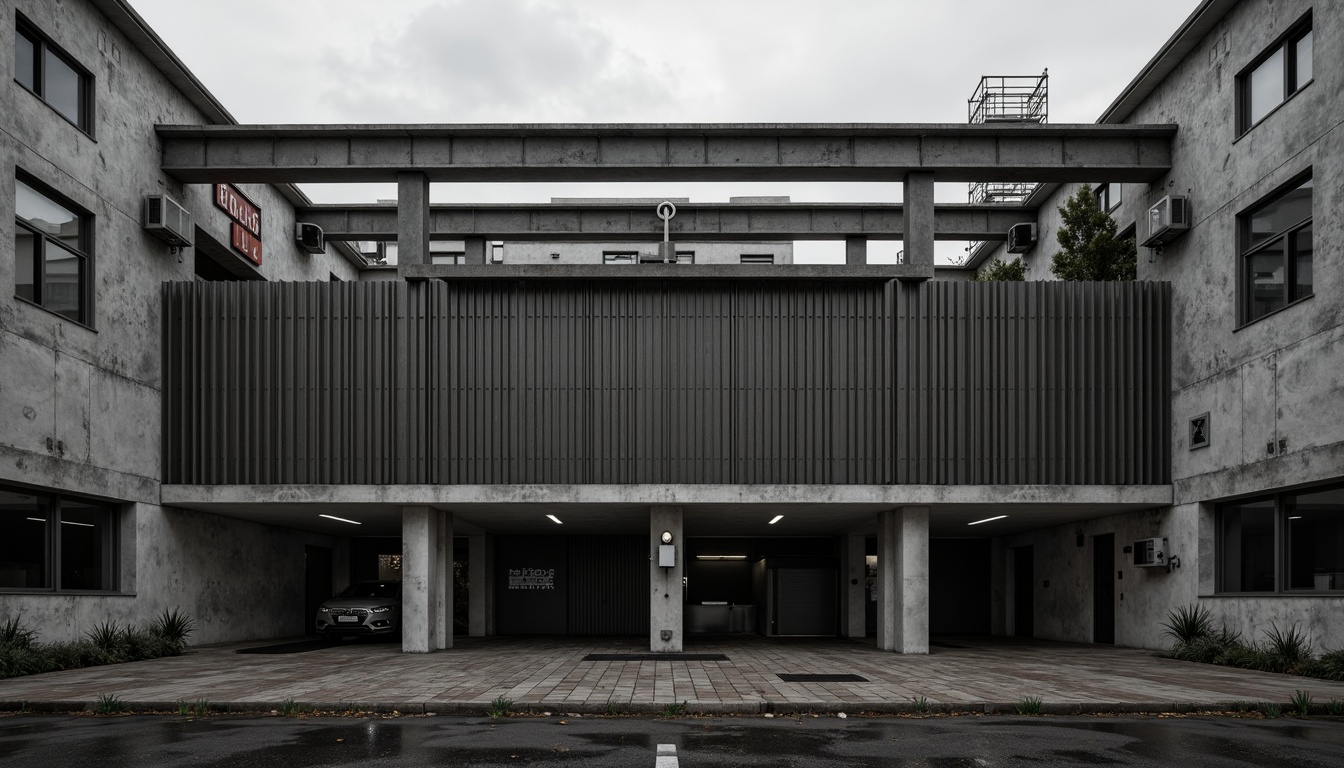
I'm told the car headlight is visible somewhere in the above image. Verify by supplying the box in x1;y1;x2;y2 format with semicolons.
370;605;394;613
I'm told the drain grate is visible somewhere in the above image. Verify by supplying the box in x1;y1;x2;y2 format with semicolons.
583;653;729;662
777;673;869;683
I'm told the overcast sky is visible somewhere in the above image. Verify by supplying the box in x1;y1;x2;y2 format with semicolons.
127;0;1203;262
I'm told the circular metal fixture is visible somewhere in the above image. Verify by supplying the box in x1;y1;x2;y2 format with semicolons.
661;531;673;544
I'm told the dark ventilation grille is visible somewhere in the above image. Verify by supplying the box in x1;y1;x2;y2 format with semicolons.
777;673;869;683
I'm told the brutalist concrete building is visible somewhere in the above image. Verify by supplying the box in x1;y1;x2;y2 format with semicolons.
2;0;1340;655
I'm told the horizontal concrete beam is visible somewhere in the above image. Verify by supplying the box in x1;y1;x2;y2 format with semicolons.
396;264;934;282
162;483;1173;508
157;123;1176;183
298;202;1034;241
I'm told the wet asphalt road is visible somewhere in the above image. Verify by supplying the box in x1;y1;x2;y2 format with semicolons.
1;714;1343;767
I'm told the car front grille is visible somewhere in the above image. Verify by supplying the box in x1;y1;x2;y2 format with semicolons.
329;608;370;616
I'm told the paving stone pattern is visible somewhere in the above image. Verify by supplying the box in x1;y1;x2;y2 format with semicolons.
2;636;1343;713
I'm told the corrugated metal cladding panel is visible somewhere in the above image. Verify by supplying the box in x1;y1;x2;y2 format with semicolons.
567;536;648;635
892;281;1171;485
162;279;1169;486
437;280;890;485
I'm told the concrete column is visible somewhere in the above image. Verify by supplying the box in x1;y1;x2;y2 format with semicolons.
397;172;431;268
990;536;1007;636
844;534;867;638
845;236;867;266
469;534;490;637
649;505;685;652
402;505;436;653
436;510;453;650
902;172;935;267
464;237;486;265
876;507;929;653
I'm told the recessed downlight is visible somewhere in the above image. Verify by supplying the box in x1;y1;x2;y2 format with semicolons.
768;515;783;525
967;515;1008;526
696;555;748;560
319;514;361;525
547;514;563;525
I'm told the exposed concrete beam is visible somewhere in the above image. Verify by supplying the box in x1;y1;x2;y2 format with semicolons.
157;123;1176;183
297;202;1035;242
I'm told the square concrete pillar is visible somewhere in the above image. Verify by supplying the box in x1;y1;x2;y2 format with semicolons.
464;237;486;265
402;505;448;653
902;172;935;267
397;172;431;268
843;534;867;638
845;236;867;266
876;506;929;653
649;505;684;652
469;534;495;637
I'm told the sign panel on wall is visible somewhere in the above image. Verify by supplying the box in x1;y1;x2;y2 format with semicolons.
214;184;263;266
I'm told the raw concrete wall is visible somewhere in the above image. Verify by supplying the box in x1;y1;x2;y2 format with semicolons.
1;0;358;643
4;503;339;645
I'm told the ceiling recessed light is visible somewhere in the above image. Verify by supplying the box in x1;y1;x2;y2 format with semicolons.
968;515;1008;526
769;515;783;525
319;514;361;525
696;555;748;560
547;514;563;525
61;520;94;528
1288;516;1302;520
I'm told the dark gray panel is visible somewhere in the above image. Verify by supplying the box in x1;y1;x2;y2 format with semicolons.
494;535;567;635
567;536;648;635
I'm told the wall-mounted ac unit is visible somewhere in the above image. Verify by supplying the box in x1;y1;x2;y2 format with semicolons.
1006;222;1037;253
142;194;193;247
295;222;325;254
1132;537;1169;567
1140;195;1191;247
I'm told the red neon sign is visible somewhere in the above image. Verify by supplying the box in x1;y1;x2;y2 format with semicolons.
214;184;261;237
231;222;263;265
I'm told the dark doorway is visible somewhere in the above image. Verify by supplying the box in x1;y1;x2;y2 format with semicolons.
303;545;333;636
930;538;992;635
1013;546;1033;638
1093;534;1116;645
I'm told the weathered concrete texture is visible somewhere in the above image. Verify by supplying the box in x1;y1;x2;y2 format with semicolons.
842;535;866;638
396;172;430;267
876;507;928;654
2;503;338;645
301;202;1031;242
649;506;684;653
401;506;450;653
156;123;1178;184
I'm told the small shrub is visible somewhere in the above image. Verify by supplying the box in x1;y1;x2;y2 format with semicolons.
486;696;512;719
1264;623;1312;671
1015;696;1043;715
911;695;929;714
1313;648;1344;681
1;618;38;649
0;644;52;678
177;701;191;716
1326;699;1344;716
661;701;686;717
94;694;125;715
193;698;210;716
1218;643;1278;673
85;622;128;663
604;698;622;716
1162;605;1215;646
1290;690;1312;716
1258;702;1282;719
281;699;305;717
150;609;196;651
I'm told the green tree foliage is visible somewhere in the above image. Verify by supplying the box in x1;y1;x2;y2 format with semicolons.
1051;184;1137;281
974;257;1026;281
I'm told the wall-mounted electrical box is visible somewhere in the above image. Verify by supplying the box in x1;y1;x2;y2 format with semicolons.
1132;537;1168;567
658;545;676;568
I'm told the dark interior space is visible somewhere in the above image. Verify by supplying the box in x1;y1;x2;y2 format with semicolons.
929;538;992;635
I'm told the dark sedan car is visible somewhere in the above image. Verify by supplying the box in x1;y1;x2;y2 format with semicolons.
315;581;402;641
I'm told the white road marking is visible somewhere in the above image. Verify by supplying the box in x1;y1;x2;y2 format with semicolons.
656;743;679;768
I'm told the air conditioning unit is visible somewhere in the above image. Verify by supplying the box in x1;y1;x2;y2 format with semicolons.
1132;537;1169;568
295;222;325;254
1006;222;1037;253
1140;195;1191;247
142;194;193;247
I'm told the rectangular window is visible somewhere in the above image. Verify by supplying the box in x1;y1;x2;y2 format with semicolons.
0;484;117;592
676;251;695;264
1237;17;1312;134
741;254;774;264
14;18;94;134
14;176;93;325
1239;172;1311;325
603;252;637;265
1095;183;1122;212
1217;482;1344;593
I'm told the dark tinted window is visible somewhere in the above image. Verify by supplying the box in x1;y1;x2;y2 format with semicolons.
339;581;401;599
1219;499;1276;592
0;489;49;589
15;28;35;89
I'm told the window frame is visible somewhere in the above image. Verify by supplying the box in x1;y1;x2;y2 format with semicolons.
14;171;96;327
1236;169;1312;327
14;14;96;136
1236;13;1312;137
740;254;775;265
1095;183;1122;213
602;251;638;265
0;482;120;594
1216;481;1344;595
